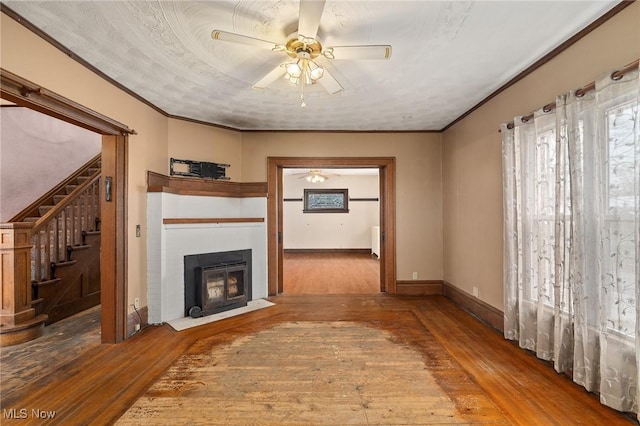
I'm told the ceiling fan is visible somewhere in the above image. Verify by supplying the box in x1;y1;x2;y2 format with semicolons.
292;169;339;183
211;0;392;107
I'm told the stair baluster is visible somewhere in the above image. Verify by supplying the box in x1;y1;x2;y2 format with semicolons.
29;174;101;312
2;155;102;343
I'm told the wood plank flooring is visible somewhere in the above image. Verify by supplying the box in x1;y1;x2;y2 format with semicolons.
1;294;634;425
0;305;101;397
283;252;380;294
117;320;493;425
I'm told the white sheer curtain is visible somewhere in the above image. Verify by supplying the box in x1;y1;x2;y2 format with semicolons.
502;66;639;416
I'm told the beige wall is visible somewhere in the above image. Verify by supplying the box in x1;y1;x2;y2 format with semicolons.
442;2;640;310
0;13;170;314
241;132;443;280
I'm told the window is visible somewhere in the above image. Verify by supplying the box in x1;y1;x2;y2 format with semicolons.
602;100;637;337
502;64;639;416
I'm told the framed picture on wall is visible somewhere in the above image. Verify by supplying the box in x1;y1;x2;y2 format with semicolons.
303;189;349;213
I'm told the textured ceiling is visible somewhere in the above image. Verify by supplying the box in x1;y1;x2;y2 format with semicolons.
2;1;618;131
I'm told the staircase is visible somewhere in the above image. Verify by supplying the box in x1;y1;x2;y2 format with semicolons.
9;154;102;325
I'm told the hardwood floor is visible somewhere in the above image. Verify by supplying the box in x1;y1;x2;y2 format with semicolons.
117;320;495;424
0;295;634;425
283;252;380;294
1;305;101;397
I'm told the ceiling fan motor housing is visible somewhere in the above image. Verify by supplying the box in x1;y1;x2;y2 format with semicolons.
285;36;322;59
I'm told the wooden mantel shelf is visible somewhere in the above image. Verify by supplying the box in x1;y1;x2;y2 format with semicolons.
163;218;264;225
147;171;267;198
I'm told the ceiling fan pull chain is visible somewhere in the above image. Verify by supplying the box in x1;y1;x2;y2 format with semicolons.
300;79;306;108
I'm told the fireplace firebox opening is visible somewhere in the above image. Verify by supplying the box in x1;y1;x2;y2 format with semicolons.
184;249;252;317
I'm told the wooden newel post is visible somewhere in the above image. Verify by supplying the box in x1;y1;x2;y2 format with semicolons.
0;222;34;324
0;223;47;345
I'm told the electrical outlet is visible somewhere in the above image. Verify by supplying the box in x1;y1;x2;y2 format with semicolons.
412;272;418;280
473;286;479;298
134;324;141;332
134;297;140;309
136;225;141;238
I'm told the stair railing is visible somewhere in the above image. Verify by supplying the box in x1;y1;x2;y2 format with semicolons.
9;153;101;223
1;157;101;341
30;173;101;283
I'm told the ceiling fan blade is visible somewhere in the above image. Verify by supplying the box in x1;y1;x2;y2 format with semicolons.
318;69;343;95
298;0;326;40
324;45;392;60
252;65;287;89
211;29;278;51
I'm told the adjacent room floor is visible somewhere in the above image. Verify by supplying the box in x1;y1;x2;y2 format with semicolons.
283;251;380;294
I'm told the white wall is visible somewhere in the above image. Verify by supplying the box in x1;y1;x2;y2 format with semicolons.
283;172;379;249
0;107;101;221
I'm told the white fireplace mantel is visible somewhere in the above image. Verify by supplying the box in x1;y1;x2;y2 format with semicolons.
147;191;268;324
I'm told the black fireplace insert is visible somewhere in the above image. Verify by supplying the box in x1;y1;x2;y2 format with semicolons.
184;249;252;317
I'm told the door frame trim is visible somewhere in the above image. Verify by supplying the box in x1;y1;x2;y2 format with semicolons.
1;69;131;343
267;157;396;295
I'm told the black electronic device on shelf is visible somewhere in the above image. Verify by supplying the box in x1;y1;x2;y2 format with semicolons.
170;158;230;180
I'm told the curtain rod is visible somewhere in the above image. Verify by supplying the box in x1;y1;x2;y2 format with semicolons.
502;59;639;131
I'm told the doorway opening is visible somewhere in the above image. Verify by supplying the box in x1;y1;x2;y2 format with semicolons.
282;167;380;294
1;70;131;344
267;157;396;296
1;105;103;327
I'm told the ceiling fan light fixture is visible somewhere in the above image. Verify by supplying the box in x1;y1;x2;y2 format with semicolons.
285;62;303;78
308;61;324;80
284;73;299;85
304;70;313;86
305;173;326;183
284;58;323;86
282;55;325;108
